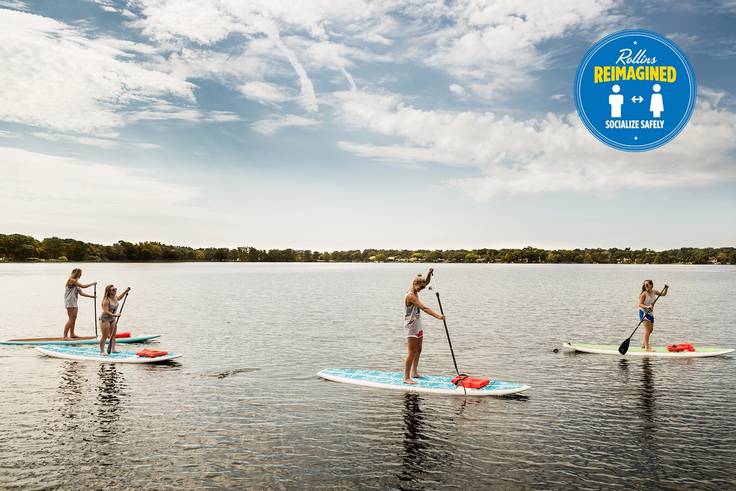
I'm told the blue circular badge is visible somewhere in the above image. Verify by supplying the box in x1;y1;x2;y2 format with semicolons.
574;29;696;152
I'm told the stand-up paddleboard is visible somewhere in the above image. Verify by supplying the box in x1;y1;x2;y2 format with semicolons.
318;368;530;396
563;342;734;358
36;345;181;363
0;334;160;346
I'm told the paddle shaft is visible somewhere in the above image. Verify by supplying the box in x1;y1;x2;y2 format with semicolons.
435;292;461;376
107;291;129;354
93;284;98;338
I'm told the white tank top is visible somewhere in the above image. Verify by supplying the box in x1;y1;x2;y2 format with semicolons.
641;290;656;308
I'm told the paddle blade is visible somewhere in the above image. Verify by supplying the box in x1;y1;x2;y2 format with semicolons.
618;337;631;355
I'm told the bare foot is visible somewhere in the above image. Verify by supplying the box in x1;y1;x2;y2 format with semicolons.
99;352;108;357
70;334;80;338
411;373;423;378
644;346;653;352
403;378;417;385
63;337;71;341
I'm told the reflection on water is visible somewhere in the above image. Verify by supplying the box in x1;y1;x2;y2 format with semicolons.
639;358;655;425
57;362;85;433
398;394;455;490
96;364;127;439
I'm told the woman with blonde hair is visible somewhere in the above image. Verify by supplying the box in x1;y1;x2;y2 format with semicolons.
403;268;444;384
638;280;668;351
63;268;96;339
98;284;130;355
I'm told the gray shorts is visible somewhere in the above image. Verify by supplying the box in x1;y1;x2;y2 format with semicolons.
405;319;424;338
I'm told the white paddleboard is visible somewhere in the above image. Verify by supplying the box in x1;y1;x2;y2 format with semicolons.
318;368;530;396
563;342;734;358
36;345;181;363
0;334;160;346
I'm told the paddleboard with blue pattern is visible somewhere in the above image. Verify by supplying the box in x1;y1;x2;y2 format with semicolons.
318;368;530;396
1;334;160;346
36;345;181;363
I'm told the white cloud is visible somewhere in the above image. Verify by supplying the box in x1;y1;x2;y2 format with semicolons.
204;111;240;123
0;1;27;9
32;132;120;149
251;114;319;135
31;131;163;149
335;90;736;198
0;9;195;136
418;0;619;99
241;81;291;104
449;84;466;97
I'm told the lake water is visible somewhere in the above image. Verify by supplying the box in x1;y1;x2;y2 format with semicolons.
0;263;734;490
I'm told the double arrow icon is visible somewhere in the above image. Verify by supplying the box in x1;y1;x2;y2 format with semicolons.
631;96;644;103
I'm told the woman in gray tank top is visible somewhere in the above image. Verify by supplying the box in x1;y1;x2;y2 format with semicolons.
403;268;444;385
99;284;130;355
63;268;96;340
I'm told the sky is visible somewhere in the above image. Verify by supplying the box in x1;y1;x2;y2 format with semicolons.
0;0;734;250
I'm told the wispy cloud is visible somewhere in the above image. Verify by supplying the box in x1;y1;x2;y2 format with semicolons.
251;114;319;135
335;90;736;198
0;8;194;135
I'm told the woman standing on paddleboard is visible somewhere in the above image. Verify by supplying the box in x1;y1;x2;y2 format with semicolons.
639;280;668;351
64;268;96;340
99;284;130;355
403;268;444;384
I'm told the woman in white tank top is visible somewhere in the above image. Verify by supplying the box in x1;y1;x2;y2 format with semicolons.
638;279;669;351
63;268;96;340
403;268;444;385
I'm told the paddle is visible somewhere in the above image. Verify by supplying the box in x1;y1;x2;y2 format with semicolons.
618;284;668;355
431;275;467;395
108;290;130;355
93;284;98;338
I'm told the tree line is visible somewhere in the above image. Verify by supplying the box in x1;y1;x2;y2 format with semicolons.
0;234;733;264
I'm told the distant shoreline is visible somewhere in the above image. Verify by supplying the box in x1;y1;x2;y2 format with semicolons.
2;234;734;265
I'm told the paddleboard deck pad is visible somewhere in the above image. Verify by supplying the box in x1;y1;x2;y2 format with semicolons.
36;345;181;363
318;368;530;396
1;334;160;346
563;342;734;358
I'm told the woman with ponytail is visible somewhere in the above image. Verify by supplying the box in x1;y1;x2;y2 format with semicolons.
63;268;96;339
638;279;668;351
98;284;130;355
403;268;444;384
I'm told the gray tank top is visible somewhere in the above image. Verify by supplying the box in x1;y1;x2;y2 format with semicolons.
64;283;79;308
404;291;420;328
100;300;118;321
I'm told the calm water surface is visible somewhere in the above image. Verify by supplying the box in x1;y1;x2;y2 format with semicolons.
0;263;734;490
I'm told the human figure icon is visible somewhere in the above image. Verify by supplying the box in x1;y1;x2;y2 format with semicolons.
609;84;624;118
650;84;664;118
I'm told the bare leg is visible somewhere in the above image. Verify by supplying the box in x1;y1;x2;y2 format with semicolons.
99;322;110;356
64;308;78;339
404;337;418;384
110;326;118;353
643;321;653;351
410;337;423;378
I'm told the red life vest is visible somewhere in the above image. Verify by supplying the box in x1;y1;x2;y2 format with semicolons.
451;375;490;389
115;331;131;338
667;343;695;352
136;348;169;358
